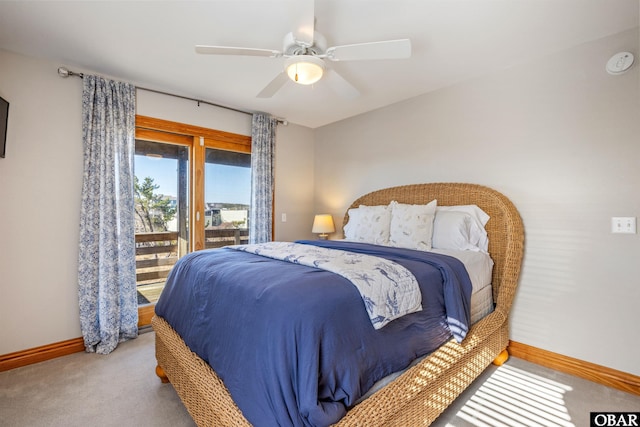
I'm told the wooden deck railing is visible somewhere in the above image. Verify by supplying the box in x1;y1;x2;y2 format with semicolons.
135;232;179;284
204;228;249;249
135;229;250;285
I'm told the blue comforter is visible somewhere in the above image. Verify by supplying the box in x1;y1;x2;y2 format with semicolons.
155;240;472;427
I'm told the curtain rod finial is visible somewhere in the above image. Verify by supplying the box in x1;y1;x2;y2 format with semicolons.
58;67;83;78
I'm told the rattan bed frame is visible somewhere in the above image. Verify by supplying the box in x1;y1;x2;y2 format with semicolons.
152;182;524;426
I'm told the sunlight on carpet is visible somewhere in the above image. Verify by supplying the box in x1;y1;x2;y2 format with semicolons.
448;364;575;427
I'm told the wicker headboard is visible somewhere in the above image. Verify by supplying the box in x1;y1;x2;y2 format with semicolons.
343;183;524;313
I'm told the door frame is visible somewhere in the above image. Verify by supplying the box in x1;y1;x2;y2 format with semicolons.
135;115;251;327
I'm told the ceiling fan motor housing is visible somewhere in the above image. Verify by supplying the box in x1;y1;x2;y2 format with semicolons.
283;31;327;56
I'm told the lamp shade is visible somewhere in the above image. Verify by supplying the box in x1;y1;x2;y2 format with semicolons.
285;55;325;85
312;214;335;239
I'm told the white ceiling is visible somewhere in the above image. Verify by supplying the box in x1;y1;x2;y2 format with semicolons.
0;1;638;128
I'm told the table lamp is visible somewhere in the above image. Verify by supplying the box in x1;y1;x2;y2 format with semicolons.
312;214;335;240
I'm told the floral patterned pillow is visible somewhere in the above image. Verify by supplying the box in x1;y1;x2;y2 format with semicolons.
344;204;391;245
388;199;437;251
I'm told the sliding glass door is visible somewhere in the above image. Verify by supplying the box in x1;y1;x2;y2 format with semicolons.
134;140;190;306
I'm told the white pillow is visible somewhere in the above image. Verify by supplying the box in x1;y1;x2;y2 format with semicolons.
388;199;437;251
344;204;391;245
434;205;490;252
432;211;475;251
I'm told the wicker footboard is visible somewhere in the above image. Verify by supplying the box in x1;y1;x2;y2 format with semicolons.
153;182;524;427
154;309;508;427
154;314;251;427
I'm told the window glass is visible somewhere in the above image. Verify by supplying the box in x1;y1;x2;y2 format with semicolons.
204;148;251;248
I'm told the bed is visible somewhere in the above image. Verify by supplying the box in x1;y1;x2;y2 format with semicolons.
152;182;524;426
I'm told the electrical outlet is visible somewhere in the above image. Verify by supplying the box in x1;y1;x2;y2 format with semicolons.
611;217;636;234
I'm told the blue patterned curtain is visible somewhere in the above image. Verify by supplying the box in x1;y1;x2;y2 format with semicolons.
250;113;277;243
78;75;137;354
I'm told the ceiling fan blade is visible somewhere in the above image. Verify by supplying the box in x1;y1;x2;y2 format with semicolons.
325;69;360;99
256;73;290;98
325;39;411;61
195;45;281;57
292;0;315;47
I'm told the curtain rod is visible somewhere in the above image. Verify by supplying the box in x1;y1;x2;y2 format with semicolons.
57;67;287;125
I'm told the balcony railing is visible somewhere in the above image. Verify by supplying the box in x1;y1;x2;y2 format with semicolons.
204;228;250;249
135;231;179;284
135;229;249;305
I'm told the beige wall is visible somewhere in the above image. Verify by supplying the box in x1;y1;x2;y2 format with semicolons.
0;51;84;354
0;49;314;354
315;28;640;376
273;123;316;242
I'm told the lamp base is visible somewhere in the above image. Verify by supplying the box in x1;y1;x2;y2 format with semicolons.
318;233;329;240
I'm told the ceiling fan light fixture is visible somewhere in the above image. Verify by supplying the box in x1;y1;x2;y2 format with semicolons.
285;55;324;85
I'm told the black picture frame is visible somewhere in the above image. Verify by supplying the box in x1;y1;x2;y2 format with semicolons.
0;95;8;158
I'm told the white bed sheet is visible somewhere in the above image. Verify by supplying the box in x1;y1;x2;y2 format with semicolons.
432;248;495;324
470;284;494;324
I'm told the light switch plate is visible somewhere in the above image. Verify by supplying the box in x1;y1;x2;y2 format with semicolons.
611;217;636;234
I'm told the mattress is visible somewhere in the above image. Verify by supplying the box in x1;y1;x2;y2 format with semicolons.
432;248;494;323
470;284;494;324
431;248;493;292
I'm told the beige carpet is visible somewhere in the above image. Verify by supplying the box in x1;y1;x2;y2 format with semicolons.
0;330;194;427
1;331;638;427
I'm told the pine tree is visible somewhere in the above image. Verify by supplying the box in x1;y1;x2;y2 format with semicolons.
134;176;177;232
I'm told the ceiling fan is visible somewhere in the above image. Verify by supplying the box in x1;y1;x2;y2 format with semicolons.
195;0;411;98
